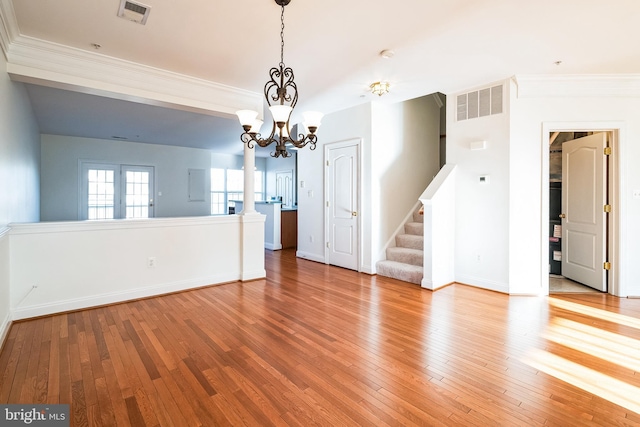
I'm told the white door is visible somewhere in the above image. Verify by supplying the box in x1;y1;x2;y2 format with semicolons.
561;132;607;291
122;165;155;218
325;141;359;271
276;170;293;208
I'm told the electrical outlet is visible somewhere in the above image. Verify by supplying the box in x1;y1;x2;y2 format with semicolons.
148;257;156;268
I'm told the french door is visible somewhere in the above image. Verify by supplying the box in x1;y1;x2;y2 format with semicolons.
81;162;155;220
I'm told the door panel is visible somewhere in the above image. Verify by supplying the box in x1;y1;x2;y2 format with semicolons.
561;132;607;291
326;142;359;271
276;170;293;208
122;165;155;219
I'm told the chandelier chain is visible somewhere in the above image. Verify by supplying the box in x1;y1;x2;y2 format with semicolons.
279;4;285;67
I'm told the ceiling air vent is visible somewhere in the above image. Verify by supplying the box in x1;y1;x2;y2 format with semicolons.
117;0;151;25
456;84;503;121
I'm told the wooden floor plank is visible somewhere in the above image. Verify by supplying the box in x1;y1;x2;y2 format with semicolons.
1;249;640;426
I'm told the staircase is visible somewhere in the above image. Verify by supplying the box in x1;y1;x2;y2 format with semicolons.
376;208;424;285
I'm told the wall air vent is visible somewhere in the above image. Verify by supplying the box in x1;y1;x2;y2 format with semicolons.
117;0;151;25
456;84;503;121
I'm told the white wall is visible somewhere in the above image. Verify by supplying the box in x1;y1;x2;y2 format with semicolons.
297;103;372;265
0;51;41;343
297;95;441;273
447;81;511;293
40;135;215;220
9;215;265;319
509;76;640;297
371;96;441;265
0;229;10;344
447;76;640;297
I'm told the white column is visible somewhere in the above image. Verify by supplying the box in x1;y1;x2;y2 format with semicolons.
241;143;256;214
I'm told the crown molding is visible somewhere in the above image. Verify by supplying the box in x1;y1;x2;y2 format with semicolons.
0;0;262;118
0;0;19;60
513;74;640;99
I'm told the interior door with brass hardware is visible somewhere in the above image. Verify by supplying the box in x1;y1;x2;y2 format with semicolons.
325;140;360;271
561;132;607;291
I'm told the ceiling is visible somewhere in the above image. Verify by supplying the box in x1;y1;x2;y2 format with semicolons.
3;0;640;156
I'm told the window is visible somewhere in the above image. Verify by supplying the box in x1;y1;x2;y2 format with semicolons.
87;167;116;220
211;168;264;215
81;162;154;220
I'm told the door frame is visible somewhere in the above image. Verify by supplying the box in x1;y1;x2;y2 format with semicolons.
324;138;362;271
541;122;621;296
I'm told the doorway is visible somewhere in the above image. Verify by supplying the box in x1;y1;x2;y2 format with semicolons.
545;128;618;294
275;170;294;208
324;139;361;271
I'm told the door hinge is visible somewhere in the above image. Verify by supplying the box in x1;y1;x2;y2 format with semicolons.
604;204;612;213
604;146;612;156
326;160;330;166
326;201;330;207
326;242;330;248
604;261;611;270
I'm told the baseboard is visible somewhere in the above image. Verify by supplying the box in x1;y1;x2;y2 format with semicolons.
455;275;509;294
11;273;240;321
0;312;11;351
421;279;455;291
241;268;266;281
295;250;325;264
360;264;375;275
265;242;282;251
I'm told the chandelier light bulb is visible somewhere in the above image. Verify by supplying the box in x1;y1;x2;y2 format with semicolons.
249;119;263;134
302;111;324;133
269;105;293;124
236;110;259;127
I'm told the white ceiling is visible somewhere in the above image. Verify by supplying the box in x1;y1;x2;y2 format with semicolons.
4;0;640;156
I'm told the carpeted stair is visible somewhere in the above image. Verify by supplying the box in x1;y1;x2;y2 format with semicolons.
376;208;424;285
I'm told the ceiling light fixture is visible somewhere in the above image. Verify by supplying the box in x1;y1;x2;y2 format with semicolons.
236;0;323;158
379;49;395;59
370;81;390;96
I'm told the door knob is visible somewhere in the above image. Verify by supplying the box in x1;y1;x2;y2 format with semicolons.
352;211;357;217
559;213;565;218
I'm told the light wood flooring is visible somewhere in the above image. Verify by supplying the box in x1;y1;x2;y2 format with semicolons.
1;249;640;426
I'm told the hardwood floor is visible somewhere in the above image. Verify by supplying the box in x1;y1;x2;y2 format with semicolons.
2;249;640;426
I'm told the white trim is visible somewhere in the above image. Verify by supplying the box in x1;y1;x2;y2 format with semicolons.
0;226;9;239
456;274;509;294
11;274;239;321
264;243;283;251
0;0;18;59
295;250;325;264
3;30;262;118
540;122;624;297
0;312;10;349
8;215;240;235
514;75;640;99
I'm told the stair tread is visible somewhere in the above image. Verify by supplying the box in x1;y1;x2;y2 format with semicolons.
376;260;423;285
376;260;423;271
388;246;423;254
386;247;423;266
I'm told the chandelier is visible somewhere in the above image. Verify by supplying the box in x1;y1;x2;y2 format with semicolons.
236;0;323;158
